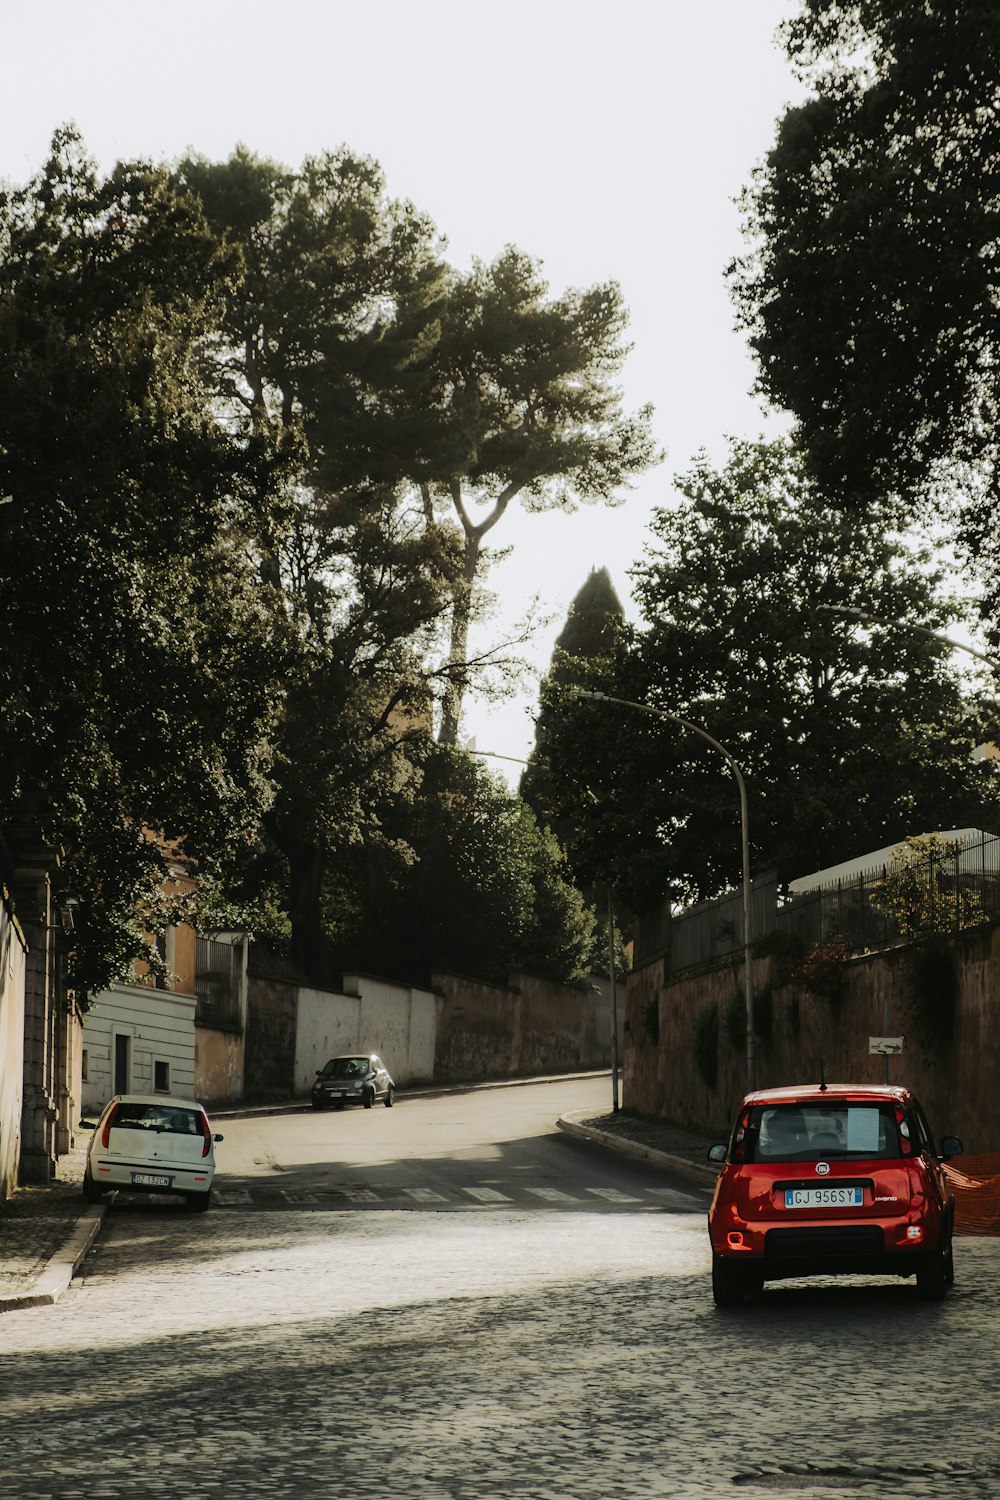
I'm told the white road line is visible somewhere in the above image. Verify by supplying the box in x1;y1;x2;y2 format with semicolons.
463;1186;513;1202
403;1187;447;1202
586;1187;642;1203
526;1187;579;1202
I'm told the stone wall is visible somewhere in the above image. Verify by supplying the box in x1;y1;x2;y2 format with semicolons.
245;964;623;1100
624;921;1000;1152
432;970;620;1083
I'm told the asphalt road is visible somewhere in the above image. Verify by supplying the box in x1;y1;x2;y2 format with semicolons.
1;1077;997;1500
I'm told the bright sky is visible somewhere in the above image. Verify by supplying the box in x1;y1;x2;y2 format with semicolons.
2;0;804;778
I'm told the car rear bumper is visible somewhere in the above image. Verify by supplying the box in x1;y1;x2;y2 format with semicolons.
711;1219;947;1281
92;1162;214;1197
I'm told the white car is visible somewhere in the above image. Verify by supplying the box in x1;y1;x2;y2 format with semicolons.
82;1094;223;1211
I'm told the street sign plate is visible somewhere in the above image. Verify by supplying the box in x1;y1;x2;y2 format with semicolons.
869;1036;904;1055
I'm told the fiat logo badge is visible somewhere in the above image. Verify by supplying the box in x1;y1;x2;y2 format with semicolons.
815;1161;831;1176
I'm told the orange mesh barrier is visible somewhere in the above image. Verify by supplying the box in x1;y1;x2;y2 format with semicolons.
943;1154;1000;1237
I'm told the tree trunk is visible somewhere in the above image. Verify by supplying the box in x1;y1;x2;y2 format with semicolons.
438;533;480;746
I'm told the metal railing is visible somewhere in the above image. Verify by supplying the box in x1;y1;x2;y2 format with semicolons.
195;936;244;1031
654;832;1000;979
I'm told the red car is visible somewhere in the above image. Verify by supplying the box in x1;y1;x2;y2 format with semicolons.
707;1083;963;1305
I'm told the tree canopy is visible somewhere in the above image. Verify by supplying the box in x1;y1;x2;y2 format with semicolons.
0;127;284;997
318;743;599;987
729;1;1000;629
397;246;661;743
527;439;999;912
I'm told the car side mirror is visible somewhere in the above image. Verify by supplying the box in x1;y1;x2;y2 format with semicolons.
940;1135;962;1161
79;1119;97;1131
214;1133;224;1143
707;1144;728;1165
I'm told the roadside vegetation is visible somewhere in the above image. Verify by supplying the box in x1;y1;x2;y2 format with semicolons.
3;5;999;1007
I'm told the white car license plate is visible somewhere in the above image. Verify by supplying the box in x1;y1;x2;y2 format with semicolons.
784;1186;863;1209
131;1172;173;1188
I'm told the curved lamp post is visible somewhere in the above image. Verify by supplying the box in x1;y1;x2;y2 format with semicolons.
817;605;1000;673
571;690;756;1093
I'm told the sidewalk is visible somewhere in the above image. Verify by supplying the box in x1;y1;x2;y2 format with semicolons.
0;1089;719;1313
0;1139;104;1311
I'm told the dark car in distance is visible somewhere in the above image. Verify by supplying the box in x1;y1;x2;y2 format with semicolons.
707;1082;962;1306
311;1054;395;1110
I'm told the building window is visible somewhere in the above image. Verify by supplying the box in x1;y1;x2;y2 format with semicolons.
154;1060;170;1093
195;937;243;1032
81;1048;88;1083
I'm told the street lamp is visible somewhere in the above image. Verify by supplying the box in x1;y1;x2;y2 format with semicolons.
467;747;624;1112
816;605;1000;672
571;690;757;1093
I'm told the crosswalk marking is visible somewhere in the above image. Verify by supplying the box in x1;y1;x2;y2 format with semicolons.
219;1180;701;1209
647;1187;707;1207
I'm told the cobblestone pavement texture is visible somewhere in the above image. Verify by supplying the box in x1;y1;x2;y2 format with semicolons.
2;1090;998;1499
0;1089;717;1305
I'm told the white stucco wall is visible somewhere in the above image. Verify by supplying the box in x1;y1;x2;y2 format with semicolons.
291;974;437;1095
82;984;197;1112
343;973;437;1086
293;987;362;1094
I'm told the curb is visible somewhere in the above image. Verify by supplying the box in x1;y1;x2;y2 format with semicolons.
557;1110;720;1187
0;1203;105;1313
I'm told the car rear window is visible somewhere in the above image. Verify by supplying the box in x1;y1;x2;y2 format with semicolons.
746;1102;901;1162
112;1102;201;1135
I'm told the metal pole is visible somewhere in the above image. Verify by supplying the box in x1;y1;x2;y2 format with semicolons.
608;886;620;1112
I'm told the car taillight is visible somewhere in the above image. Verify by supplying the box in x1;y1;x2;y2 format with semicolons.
730;1107;752;1164
199;1113;213;1158
894;1103;914;1156
101;1101;121;1148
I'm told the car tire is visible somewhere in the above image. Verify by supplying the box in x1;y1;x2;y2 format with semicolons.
187;1190;212;1213
82;1169;105;1204
916;1247;948;1300
384;1086;394;1108
364;1088;375;1109
711;1255;751;1308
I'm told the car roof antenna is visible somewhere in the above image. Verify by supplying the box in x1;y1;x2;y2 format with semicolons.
819;1060;827;1093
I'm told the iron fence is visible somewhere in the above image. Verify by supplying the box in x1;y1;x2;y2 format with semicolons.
195;936;244;1031
656;832;1000;980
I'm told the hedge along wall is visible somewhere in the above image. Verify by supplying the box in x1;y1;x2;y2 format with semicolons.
624;920;1000;1154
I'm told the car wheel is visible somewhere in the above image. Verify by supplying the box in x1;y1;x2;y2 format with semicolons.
187;1189;212;1213
711;1255;750;1308
82;1168;105;1204
384;1086;394;1108
916;1247;948;1300
363;1088;375;1109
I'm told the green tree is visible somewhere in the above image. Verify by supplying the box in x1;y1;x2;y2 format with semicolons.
870;834;986;941
529;439;999;911
326;745;597;986
729;0;1000;629
176;147;462;981
0;127;284;998
405;248;661;744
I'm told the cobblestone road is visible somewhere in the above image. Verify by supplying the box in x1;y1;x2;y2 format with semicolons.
1;1102;997;1499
